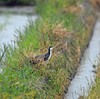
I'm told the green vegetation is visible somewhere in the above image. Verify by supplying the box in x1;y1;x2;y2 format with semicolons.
79;67;100;99
87;67;100;99
0;0;93;98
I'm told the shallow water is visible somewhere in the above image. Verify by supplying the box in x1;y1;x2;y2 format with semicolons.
0;14;37;72
0;14;37;47
64;19;100;99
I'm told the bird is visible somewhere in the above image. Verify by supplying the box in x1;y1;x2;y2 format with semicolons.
30;46;53;65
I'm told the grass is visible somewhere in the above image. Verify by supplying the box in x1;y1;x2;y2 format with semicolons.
0;0;94;98
79;66;100;99
88;67;100;99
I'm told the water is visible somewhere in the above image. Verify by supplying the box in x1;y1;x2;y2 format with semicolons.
64;19;100;99
0;14;37;46
0;14;37;73
0;6;35;14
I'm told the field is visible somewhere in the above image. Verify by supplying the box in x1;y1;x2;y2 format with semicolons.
0;0;95;98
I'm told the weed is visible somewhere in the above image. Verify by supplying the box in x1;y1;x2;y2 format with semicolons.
0;0;93;98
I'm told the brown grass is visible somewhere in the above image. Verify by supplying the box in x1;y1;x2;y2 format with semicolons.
62;5;84;14
89;0;100;11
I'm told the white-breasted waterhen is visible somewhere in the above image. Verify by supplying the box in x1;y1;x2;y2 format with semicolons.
30;46;53;64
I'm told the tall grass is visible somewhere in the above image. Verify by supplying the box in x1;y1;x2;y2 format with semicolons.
79;66;100;99
0;0;93;98
82;67;100;99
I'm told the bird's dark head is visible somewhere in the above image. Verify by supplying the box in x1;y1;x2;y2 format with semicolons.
48;46;53;51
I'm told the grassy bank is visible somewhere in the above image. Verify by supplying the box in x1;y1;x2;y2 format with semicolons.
87;67;100;99
0;0;94;99
79;66;100;99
